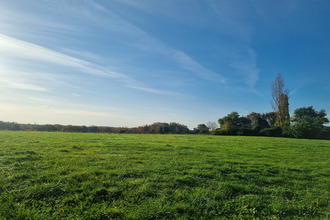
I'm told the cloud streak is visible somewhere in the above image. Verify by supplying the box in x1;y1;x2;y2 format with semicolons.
0;34;125;79
115;1;259;87
0;79;48;92
173;51;226;84
1;1;228;91
0;33;175;95
82;1;227;84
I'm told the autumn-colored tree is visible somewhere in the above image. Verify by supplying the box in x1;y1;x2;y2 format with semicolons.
271;73;289;128
278;93;290;128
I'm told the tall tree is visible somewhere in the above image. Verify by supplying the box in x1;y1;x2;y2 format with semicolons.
278;93;290;127
271;73;289;128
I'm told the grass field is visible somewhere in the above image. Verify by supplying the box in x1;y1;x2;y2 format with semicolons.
0;131;329;219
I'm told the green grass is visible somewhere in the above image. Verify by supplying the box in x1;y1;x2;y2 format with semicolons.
0;131;329;219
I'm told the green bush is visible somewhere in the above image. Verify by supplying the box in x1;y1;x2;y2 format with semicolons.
259;127;282;137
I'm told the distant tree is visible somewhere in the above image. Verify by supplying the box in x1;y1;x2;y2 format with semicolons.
0;121;20;131
218;112;240;133
168;122;190;134
271;73;289;128
196;124;210;134
149;123;161;134
114;127;129;133
262;112;277;127
237;116;253;136
157;123;170;134
291;106;329;139
136;122;189;134
40;124;57;132
55;124;64;132
206;121;218;131
100;127;115;133
247;112;269;133
80;126;88;133
88;126;100;133
259;126;283;137
147;122;170;134
218;112;251;135
323;127;330;140
138;125;150;134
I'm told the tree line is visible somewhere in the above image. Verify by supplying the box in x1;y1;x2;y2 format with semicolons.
208;106;329;139
0;108;329;139
206;74;330;139
0;74;329;139
0;121;191;134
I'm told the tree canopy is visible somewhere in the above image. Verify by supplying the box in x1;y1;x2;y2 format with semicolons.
217;112;252;135
291;106;329;139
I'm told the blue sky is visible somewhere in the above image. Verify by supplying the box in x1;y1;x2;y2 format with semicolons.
1;0;329;128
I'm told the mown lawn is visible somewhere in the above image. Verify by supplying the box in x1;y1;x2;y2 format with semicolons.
0;131;329;219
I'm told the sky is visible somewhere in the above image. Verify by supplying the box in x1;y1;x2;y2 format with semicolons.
1;0;329;128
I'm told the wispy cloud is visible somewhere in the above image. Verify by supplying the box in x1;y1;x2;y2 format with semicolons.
126;1;259;87
111;1;257;87
229;47;259;87
0;34;125;79
173;51;226;84
0;2;78;43
1;1;227;91
83;1;227;85
209;2;260;87
0;65;51;92
0;33;175;95
289;86;304;97
0;78;48;92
